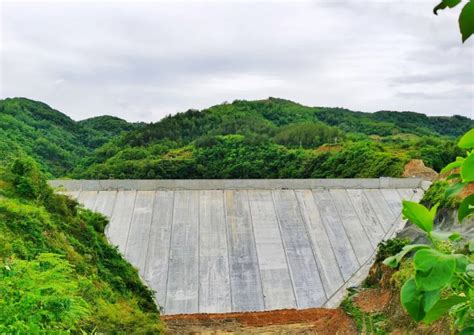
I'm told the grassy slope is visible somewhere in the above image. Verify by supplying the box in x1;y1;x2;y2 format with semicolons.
0;158;164;333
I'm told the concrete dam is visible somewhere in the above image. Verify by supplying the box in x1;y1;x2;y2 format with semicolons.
51;178;427;315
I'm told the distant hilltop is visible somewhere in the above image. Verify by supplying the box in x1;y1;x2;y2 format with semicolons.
1;97;472;179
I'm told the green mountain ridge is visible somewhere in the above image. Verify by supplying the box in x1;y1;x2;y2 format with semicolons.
1;97;472;179
0;97;144;176
72;98;472;179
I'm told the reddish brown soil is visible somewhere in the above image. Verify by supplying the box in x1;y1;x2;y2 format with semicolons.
402;159;437;181
353;288;392;313
460;182;474;199
315;144;342;153
162;308;357;334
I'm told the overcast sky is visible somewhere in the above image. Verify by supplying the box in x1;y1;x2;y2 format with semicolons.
0;0;472;122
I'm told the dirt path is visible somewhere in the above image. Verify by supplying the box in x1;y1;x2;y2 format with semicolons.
162;308;357;334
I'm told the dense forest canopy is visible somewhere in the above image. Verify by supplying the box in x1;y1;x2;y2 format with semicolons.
0;98;143;176
1;97;472;180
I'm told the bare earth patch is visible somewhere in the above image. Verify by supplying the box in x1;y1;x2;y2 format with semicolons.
402;159;437;180
162;308;357;334
352;288;392;313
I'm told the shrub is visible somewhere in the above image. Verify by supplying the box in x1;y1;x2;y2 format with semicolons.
384;129;474;332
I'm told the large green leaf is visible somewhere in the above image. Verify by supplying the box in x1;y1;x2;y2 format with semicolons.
401;279;441;322
461;153;474;182
423;296;468;324
401;278;426;321
429;230;461;241
458;194;474;222
454;254;469;272
414;249;456;291
459;129;474;149
383;244;430;268
461;326;474;335
422;289;441;312
445;0;463;6
440;160;463;174
434;0;462;14
402;200;434;233
460;0;474;42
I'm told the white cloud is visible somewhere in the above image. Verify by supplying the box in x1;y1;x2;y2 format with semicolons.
0;0;472;122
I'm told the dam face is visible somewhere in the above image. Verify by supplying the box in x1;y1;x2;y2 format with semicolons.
51;178;426;315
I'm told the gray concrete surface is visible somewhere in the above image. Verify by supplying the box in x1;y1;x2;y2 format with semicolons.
50;177;424;191
55;179;425;315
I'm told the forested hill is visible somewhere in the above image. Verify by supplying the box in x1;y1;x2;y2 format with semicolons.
74;98;472;179
122;98;471;147
0;98;143;176
1;97;472;179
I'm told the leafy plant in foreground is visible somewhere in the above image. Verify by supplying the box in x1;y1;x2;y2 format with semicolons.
434;0;474;43
384;128;474;333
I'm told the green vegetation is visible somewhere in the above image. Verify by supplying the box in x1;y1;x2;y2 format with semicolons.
2;97;471;180
71;98;471;179
273;122;343;148
421;180;457;209
0;97;142;177
341;291;388;334
384;129;474;333
434;0;474;43
375;238;411;263
0;157;164;333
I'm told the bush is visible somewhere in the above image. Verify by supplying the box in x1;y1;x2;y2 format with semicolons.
0;157;165;333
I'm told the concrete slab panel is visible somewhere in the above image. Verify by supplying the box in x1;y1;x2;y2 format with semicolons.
166;191;200;314
397;188;415;201
364;189;396;233
144;191;174;310
75;180;102;191
107;191;137;252
199;190;231;313
413;189;424;202
312;190;359;281
379;177;423;189
381;189;403;218
346;189;385;249
273;190;326;308
78;191;98;210
93;191;117;217
248;190;296;310
93;191;118;238
125;191;155;277
294;190;343;298
225;190;264;312
330;189;374;264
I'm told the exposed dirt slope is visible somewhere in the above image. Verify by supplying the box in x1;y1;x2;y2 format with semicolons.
402;159;437;180
162;308;356;334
